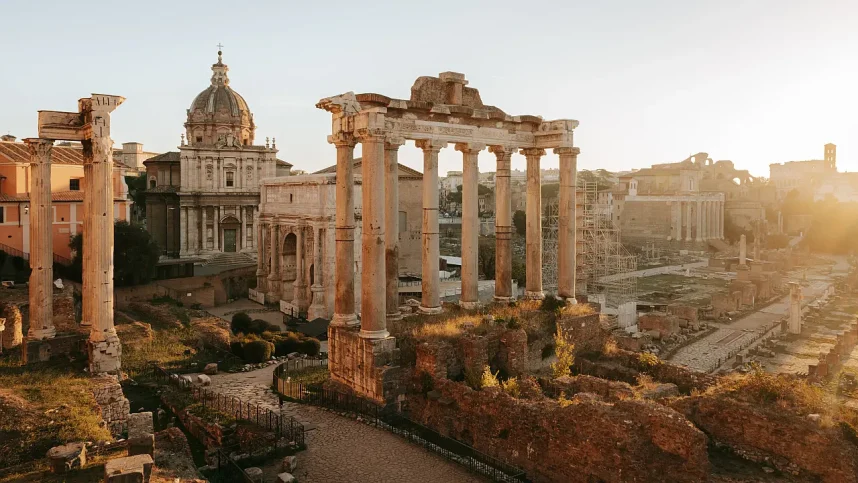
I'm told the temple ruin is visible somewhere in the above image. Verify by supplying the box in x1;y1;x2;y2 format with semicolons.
316;72;580;401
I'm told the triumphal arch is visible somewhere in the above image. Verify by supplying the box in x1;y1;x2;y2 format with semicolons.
317;72;580;402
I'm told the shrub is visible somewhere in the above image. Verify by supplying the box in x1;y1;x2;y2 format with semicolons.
231;312;252;334
419;371;434;394
243;340;274;363
551;326;575;379
541;343;555;360
273;333;302;356
249;319;270;334
190;303;202;310
480;366;500;389
501;377;521;398
506;317;521;330
230;341;244;359
638;352;662;369
540;297;564;314
557;391;573;408
299;338;321;357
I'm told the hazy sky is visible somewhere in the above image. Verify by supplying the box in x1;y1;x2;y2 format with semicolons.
2;0;856;178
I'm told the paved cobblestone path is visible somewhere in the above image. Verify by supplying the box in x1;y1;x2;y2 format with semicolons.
207;365;485;483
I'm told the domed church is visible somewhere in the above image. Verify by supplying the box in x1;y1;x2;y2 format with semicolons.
145;49;289;264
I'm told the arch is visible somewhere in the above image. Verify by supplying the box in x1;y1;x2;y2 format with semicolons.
220;215;240;225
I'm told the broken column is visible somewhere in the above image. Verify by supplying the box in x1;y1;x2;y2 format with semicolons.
789;282;802;334
83;95;124;373
25;138;55;340
457;142;483;309
556;147;579;302
491;145;515;303
739;234;747;267
523;148;545;299
417;139;446;314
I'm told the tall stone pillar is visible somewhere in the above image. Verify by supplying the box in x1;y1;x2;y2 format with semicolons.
385;137;405;322
710;201;717;240
85;95;123;374
308;226;326;320
201;207;208;251
239;206;245;251
695;199;703;242
685;202;693;241
294;226;308;311
179;207;188;256
358;129;388;338
702;201;710;240
256;221;268;291
739;234;747;266
213;206;220;252
522;148;545;299
331;134;358;326
457;142;483;309
720;202;725;239
25;138;55;340
556;147;579;302
417;139;446;314
788;282;802;334
490;146;515;303
267;223;281;300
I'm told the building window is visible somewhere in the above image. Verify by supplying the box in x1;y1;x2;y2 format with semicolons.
0;207;5;223
290;194;293;203
226;171;234;187
196;136;203;144
69;179;80;191
149;179;156;189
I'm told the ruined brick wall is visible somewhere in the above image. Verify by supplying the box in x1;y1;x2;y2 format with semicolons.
672;395;858;483
91;375;130;436
408;378;709;483
668;304;699;324
541;375;636;402
557;313;602;353
493;329;528;377
638;312;682;337
328;325;401;404
22;333;86;364
712;291;740;318
577;350;717;394
0;302;22;349
730;280;757;306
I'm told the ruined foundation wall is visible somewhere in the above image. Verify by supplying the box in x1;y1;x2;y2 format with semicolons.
328;325;401;404
91;375;130;436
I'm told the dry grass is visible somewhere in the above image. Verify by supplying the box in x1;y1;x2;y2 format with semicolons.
560;303;596;317
412;314;486;341
707;365;831;417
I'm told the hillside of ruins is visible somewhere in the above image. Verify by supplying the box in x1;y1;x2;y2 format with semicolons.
2;13;858;483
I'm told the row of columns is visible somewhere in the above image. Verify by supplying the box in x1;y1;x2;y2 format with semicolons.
329;130;579;340
671;199;724;241
181;205;254;254
255;221;326;318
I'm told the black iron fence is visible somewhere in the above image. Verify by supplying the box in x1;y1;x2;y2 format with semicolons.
153;365;305;448
272;360;528;482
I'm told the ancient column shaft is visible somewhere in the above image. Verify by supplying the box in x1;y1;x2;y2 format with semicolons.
332;136;358;326
491;146;515;302
385;138;405;321
256;221;268;291
358;130;388;338
418;139;445;314
556;147;579;301
685;202;693;241
268;223;281;299
308;226;326;320
695;200;703;242
739;234;747;265
523;148;545;299
457;143;483;309
213;207;220;251
25;138;55;339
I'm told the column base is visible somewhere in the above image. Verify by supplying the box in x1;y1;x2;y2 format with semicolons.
459;300;481;310
386;312;402;323
359;328;390;339
87;335;122;374
564;297;579;306
331;313;359;327
493;295;514;304
524;290;545;300
27;327;56;340
418;305;443;315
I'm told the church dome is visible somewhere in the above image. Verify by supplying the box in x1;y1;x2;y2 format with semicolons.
185;50;256;147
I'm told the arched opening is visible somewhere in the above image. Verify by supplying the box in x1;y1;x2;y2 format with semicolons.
283;233;297;282
220;215;240;252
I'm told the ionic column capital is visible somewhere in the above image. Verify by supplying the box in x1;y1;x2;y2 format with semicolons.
553;146;580;156
520;147;546;158
415;139;447;153
24;138;54;161
328;132;356;148
454;142;485;154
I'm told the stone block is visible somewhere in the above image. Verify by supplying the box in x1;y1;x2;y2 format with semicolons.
197;374;211;386
245;466;263;483
667;304;698;324
277;472;297;483
281;455;298;472
641;383;680;400
127;412;154;456
638;312;681;338
47;442;86;474
104;454;153;483
203;363;218;375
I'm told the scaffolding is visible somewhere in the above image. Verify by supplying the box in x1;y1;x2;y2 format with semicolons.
580;181;638;325
542;199;559;293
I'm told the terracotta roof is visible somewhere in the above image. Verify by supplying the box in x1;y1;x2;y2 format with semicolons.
143;151;180;164
0;141;87;165
313;158;423;179
0;191;125;202
277;159;293;167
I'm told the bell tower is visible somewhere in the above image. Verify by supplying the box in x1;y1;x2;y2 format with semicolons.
824;143;836;172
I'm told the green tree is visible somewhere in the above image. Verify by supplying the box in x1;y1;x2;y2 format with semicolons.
541;183;560;199
125;174;148;224
478;184;493;196
446;185;463;204
69;221;161;286
513;210;526;236
478;237;496;279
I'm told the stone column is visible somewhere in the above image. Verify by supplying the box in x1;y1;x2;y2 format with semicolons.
695;199;703;242
417;139;446;314
457;142;483;309
308;226;326;320
556;147;579;301
25;138;55;340
267;223;281;299
385;137;405;322
213;206;220;252
358;129;388;338
201;207;208;251
788;282;802;334
256;221;267;291
739;234;747;266
490;146;515;303
85;95;123;374
331;134;358;327
721;201;726;239
239;206;245;251
179;207;188;256
702;201;710;240
522;148;545;299
293;227;306;311
685;202;693;241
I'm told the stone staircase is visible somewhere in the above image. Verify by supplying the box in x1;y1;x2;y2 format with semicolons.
708;238;732;253
197;252;257;275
